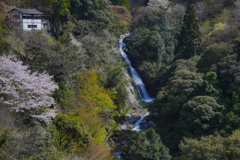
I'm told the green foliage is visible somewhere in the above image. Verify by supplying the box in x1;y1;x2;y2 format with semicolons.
45;0;70;35
51;69;120;157
176;129;240;160
13;31;85;87
138;62;162;93
212;53;240;95
107;5;132;37
46;0;70;16
206;22;229;39
197;42;233;73
149;69;204;152
122;128;171;160
154;69;204;117
156;56;200;93
176;96;223;138
70;0;110;25
106;64;128;109
233;38;240;55
0;17;10;54
128;27;166;64
77;69;117;111
79;31;119;69
126;6;175;95
110;0;130;10
5;0;240;159
0;128;10;149
174;4;202;60
204;71;223;98
0;123;63;160
212;9;231;24
218;88;240;136
0;37;10;54
200;9;237;47
131;7;169;32
53;84;75;107
53;114;91;149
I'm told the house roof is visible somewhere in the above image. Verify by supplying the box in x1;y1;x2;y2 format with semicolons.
9;7;44;15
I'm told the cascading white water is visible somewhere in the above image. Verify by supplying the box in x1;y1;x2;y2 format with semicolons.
132;112;149;132
119;34;155;102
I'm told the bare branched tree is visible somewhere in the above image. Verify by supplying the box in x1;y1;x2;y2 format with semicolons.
147;0;172;11
167;4;186;27
195;2;207;23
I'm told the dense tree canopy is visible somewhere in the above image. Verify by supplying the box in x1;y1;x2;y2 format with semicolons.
176;96;223;138
176;129;240;160
70;0;110;24
128;27;165;64
53;114;91;149
46;0;70;16
122;128;171;160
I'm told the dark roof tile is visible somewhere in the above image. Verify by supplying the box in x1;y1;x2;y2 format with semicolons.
9;7;43;15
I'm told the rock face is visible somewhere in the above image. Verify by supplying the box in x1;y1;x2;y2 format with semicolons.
118;103;145;131
124;71;139;108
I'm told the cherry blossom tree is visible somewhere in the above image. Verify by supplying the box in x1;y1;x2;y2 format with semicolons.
0;55;58;122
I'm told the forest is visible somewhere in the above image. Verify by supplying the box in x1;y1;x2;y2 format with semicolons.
1;0;240;159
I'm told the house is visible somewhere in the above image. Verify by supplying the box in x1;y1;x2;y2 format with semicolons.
8;7;50;31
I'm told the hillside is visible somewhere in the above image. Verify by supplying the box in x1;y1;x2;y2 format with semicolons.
1;0;240;159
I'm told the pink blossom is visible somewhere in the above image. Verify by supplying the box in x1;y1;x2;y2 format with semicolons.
0;55;58;122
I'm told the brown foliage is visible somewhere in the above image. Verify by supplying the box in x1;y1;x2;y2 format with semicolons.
110;5;132;25
84;141;113;160
0;2;7;12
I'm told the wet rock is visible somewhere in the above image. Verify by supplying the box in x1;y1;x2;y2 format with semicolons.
120;124;127;130
113;137;119;141
121;141;127;145
115;130;122;136
140;120;156;130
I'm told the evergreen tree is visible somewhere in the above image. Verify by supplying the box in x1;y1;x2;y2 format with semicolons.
174;4;201;60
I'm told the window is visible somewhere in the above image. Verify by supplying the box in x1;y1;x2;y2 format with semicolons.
33;15;41;19
23;15;41;19
12;10;19;13
23;15;31;19
28;25;37;28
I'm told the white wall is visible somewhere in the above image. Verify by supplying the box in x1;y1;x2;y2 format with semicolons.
22;19;42;31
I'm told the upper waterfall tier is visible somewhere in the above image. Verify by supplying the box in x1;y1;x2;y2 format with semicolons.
119;34;155;102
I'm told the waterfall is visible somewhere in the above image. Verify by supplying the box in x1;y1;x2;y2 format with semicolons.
113;34;155;159
119;34;155;102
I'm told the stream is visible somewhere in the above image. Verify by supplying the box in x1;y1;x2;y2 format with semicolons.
113;34;155;158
